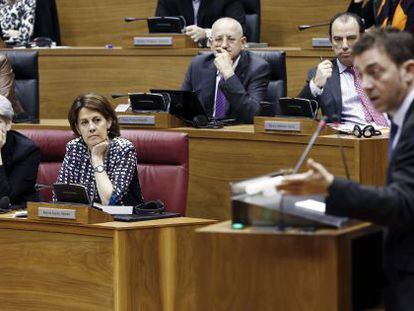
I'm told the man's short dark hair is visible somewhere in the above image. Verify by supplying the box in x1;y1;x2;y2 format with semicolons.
352;27;414;66
328;12;365;39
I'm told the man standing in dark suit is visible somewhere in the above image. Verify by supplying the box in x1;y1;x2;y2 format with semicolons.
279;28;414;311
181;17;270;124
298;12;389;127
155;0;245;44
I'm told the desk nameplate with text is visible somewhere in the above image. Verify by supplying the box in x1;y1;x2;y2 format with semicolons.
38;207;76;219
133;37;173;46
264;120;301;132
118;115;156;125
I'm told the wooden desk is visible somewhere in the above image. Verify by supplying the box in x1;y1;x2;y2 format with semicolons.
3;47;332;119
195;221;383;311
55;0;347;48
0;215;214;310
14;120;389;220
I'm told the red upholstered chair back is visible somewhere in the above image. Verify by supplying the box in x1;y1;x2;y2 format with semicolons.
17;129;189;215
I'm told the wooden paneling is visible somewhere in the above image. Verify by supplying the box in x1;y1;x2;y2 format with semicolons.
56;0;156;46
34;48;332;119
0;217;215;311
195;221;380;311
0;228;114;310
55;0;349;47
37;49;196;118
261;0;349;48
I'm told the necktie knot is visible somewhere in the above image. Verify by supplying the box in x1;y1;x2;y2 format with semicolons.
346;66;357;76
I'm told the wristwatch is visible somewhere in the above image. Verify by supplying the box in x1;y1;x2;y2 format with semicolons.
94;165;105;173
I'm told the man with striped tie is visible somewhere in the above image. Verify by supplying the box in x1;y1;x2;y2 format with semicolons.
181;17;270;124
279;28;414;311
299;12;389;127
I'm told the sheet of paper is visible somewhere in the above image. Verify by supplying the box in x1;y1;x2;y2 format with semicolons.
295;199;326;213
93;203;133;215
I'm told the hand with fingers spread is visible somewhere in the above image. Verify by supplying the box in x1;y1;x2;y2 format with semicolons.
214;48;234;79
185;25;207;42
313;60;333;89
277;158;334;196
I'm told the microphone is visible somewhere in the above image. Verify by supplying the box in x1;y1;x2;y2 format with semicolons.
298;22;330;31
292;116;328;174
124;17;148;23
111;93;129;99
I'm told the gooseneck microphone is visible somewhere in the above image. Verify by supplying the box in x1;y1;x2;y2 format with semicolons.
292;116;328;174
298;22;330;31
111;93;129;99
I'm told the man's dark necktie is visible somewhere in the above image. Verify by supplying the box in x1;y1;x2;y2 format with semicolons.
389;119;399;160
215;76;227;119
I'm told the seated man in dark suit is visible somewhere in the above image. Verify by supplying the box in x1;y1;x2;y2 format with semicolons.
155;0;245;44
279;28;414;311
181;17;270;124
298;12;389;127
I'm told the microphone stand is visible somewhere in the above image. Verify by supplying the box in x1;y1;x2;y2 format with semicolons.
292;117;327;174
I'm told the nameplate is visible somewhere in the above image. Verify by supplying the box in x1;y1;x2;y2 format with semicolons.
264;121;301;132
312;37;331;48
133;37;173;46
38;207;76;219
118;115;156;125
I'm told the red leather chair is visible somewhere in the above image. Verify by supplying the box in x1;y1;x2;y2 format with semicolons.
17;129;189;215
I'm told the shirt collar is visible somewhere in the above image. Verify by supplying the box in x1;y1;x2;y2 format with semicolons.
390;88;414;129
337;59;348;74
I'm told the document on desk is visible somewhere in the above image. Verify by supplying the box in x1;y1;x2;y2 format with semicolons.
295;199;326;213
93;203;133;215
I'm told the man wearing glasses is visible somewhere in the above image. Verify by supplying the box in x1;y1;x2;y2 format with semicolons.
181;17;270;124
298;12;389;128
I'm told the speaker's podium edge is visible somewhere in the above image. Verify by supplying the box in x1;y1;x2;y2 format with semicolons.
27;201;114;224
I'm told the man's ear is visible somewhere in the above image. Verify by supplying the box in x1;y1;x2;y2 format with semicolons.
5;120;11;131
401;59;414;85
241;36;247;49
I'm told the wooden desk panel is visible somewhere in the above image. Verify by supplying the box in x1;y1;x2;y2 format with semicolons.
55;0;348;48
37;49;197;119
195;221;382;311
33;47;332;118
0;217;214;311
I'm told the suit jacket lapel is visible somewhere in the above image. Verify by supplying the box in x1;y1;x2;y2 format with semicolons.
234;50;248;82
203;55;218;116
